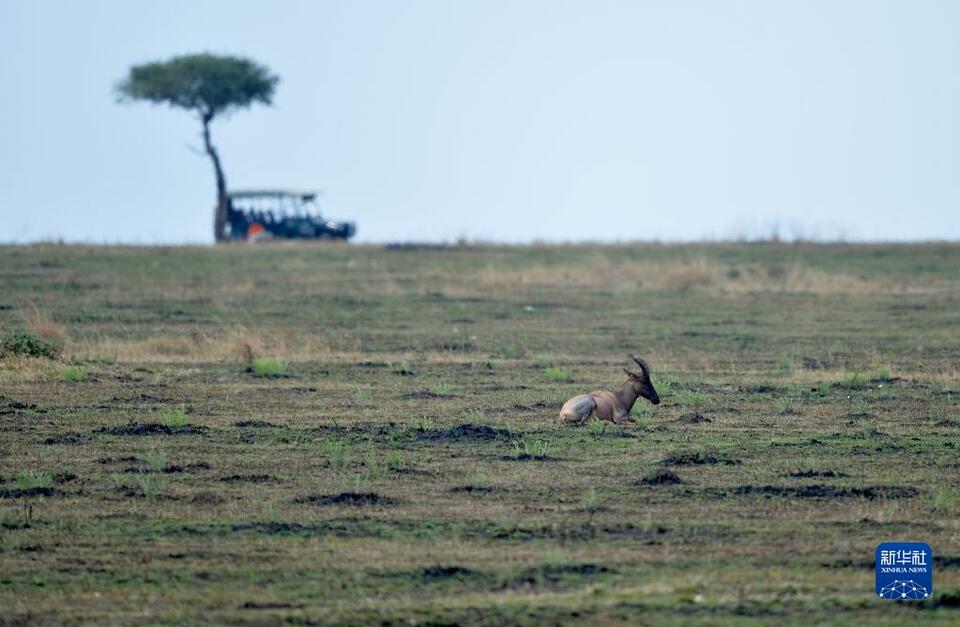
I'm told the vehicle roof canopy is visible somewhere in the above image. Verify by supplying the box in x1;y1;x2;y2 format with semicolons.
228;190;317;201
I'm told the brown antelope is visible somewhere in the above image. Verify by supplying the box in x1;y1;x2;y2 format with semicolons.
559;355;660;425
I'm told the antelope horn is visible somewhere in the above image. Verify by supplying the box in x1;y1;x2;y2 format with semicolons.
630;355;650;376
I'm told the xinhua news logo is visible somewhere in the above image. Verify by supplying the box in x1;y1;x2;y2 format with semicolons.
876;542;933;600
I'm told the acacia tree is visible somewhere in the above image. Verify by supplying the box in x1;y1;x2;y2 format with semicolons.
117;53;279;241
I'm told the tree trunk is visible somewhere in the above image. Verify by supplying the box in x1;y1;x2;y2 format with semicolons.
201;114;229;242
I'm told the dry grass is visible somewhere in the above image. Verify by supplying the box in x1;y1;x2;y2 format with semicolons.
2;243;959;624
462;257;913;295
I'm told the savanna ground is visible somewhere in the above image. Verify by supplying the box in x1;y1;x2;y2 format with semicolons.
1;242;959;625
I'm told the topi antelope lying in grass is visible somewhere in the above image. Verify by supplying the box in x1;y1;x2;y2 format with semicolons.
559;355;660;425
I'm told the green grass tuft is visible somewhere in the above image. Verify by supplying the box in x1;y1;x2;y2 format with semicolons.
16;472;53;490
143;450;168;472
931;486;958;513
774;397;795;415
157;406;187;428
778;354;795;375
512;438;551;459
430;382;451;396
674;389;709;408
544;367;573;382
324;438;350;470
464;409;487;423
464;472;487;490
588;418;607;438
251;357;289;378
135;475;165;498
839;371;867;389
501;343;525;359
60;365;86;382
412;415;434;432
383;451;404;470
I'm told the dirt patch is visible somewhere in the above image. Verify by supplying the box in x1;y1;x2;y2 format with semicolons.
219;474;275;483
97;422;208;436
786;469;849;478
205;517;673;543
934;555;960;569
357;360;389;368
98;455;143;464
234;419;278;428
52;471;77;484
405;390;444;399
723;484;919;500
163;462;211;473
295;492;396;506
661;451;740;466
420;565;483;581
190;491;223;505
43;432;87;445
240;601;299;610
231;522;309;535
501;454;559;462
451;485;495;494
0;487;65;499
640;468;684;485
746;384;781;394
676;412;711;424
0;394;38;414
121;462;211;474
820;558;873;569
417;423;513;442
507;563;614;589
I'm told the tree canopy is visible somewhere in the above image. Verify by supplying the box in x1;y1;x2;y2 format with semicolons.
117;53;280;241
116;53;279;120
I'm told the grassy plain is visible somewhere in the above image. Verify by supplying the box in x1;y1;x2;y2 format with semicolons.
1;242;959;625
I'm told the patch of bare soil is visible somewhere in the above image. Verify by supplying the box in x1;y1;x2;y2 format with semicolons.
786;469;849;478
451;485;496;494
661;451;740;466
0;394;40;414
640;468;684;485
122;462;211;474
98;455;142;464
294;492;396;506
676;412;711;423
219;474;275;483
190;491;223;505
0;487;66;498
500;454;560;461
240;601;299;610
506;563;614;589
43;432;88;445
724;484;919;499
234;419;278;428
417;423;513;442
420;565;483;581
96;422;208;436
405;390;447;399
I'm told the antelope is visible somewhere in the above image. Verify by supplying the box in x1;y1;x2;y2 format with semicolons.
559;355;660;425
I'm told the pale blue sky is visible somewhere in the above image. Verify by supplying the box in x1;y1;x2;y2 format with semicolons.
1;0;958;243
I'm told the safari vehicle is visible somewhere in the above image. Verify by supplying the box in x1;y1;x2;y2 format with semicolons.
225;190;356;241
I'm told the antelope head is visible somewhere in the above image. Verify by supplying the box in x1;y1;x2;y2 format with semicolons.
623;355;660;405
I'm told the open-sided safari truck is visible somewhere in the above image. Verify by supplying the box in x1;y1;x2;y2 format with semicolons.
226;190;356;241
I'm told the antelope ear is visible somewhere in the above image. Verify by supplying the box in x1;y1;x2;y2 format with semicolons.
623;368;640;378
